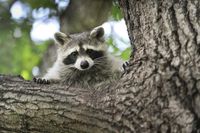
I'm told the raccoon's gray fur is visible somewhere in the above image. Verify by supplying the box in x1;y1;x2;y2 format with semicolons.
34;27;124;87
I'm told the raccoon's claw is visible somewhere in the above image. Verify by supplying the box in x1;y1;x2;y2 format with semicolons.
33;77;50;84
122;61;129;72
122;61;130;77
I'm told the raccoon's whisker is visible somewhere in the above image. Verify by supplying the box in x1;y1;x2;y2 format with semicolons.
94;60;107;63
93;56;107;61
94;62;108;65
95;57;107;60
94;59;106;62
94;60;108;64
94;62;109;67
94;63;104;66
94;61;109;64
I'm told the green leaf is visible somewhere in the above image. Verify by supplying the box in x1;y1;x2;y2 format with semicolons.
120;47;131;60
111;2;123;20
106;38;120;54
23;0;57;9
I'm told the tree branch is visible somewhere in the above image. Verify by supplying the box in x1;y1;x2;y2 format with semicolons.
0;75;121;132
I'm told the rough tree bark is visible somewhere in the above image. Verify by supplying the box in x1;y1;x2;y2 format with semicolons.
118;0;200;132
0;0;200;133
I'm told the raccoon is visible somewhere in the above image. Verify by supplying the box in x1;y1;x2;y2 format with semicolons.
34;27;127;87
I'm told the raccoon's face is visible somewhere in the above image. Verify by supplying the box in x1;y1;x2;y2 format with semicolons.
54;27;106;71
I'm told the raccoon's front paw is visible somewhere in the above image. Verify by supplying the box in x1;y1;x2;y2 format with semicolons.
33;77;50;84
121;61;130;77
122;61;129;72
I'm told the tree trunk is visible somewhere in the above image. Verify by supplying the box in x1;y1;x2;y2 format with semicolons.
0;0;200;132
0;75;118;133
60;0;112;34
119;0;200;132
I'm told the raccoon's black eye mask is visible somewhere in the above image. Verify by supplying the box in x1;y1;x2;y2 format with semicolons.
63;51;78;65
62;49;104;65
86;49;104;60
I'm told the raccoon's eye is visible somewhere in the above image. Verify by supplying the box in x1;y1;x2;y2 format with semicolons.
86;49;94;55
63;51;78;65
86;49;103;59
71;51;78;57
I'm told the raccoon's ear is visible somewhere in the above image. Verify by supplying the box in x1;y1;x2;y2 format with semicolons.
90;27;104;40
54;32;71;46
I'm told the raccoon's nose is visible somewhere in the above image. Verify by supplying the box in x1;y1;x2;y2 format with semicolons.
80;61;89;69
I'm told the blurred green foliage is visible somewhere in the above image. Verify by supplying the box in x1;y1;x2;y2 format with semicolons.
0;0;57;79
0;24;49;79
108;1;130;60
0;0;130;80
112;1;123;21
23;0;56;9
107;38;131;60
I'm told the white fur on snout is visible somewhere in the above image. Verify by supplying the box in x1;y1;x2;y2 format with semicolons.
74;56;94;71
